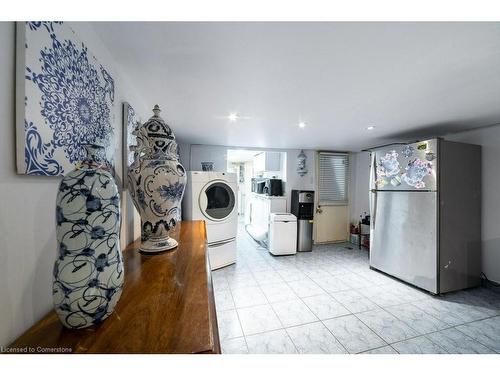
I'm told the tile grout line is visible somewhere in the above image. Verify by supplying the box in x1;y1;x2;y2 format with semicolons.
313;276;414;353
441;319;500;353
359;305;500;353
251;246;364;354
377;304;450;353
240;243;361;353
331;285;498;353
234;234;389;353
315;319;350;354
358;344;399;354
348;314;391;353
407;298;500;352
217;229;500;354
217;262;248;353
218;302;500;354
252;266;301;354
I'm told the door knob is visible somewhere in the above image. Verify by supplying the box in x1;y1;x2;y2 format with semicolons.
316;206;323;214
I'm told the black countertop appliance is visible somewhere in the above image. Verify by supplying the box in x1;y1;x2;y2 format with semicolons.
251;178;266;194
263;178;283;196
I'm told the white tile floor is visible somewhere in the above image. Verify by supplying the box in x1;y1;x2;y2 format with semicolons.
214;224;500;354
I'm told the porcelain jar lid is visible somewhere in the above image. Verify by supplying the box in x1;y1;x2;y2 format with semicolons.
139;105;178;160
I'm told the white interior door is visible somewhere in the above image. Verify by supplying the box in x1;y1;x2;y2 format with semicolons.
313;152;350;243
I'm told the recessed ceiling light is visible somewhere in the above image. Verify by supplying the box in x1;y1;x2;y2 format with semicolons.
367;126;375;130
228;113;239;122
298;122;307;128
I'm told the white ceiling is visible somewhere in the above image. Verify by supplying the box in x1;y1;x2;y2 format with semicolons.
227;149;260;163
93;22;500;151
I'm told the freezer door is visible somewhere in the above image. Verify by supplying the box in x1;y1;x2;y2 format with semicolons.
370;191;438;293
372;139;438;191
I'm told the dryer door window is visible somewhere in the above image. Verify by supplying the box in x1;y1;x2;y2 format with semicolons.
203;182;235;220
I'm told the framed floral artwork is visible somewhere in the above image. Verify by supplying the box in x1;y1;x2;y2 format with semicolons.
16;21;115;176
122;102;141;188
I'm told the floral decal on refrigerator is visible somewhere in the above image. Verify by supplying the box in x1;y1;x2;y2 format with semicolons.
376;150;402;187
402;145;414;158
402;158;433;189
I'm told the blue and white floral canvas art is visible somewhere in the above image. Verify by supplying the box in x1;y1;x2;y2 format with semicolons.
16;22;115;176
122;102;141;188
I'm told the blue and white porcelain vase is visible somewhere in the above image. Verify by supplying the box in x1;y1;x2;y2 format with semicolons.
127;105;186;253
53;144;124;329
297;150;308;177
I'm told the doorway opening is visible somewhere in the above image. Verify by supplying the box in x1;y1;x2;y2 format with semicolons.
226;149;258;218
226;149;287;220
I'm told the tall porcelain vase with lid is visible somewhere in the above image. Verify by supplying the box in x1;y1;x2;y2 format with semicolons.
53;144;124;329
127;105;186;253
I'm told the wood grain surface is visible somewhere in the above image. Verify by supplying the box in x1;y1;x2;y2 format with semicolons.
8;220;220;354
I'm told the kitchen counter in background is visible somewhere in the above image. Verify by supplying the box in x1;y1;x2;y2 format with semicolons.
245;193;287;243
250;192;288;200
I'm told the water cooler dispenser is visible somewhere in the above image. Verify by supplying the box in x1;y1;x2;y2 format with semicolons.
291;190;314;252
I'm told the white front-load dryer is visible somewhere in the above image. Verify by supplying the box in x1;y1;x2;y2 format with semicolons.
182;171;238;270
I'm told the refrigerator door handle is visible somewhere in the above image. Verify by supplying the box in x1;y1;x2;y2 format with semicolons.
370;189;377;230
369;151;377;230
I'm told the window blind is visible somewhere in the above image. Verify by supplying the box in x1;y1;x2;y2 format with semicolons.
318;152;349;204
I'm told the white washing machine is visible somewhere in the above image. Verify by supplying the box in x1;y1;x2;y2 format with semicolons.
182;171;238;270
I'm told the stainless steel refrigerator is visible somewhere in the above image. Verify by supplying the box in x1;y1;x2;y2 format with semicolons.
369;138;482;294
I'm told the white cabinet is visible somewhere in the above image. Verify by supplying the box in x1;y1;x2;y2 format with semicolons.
253;152;281;173
253;152;264;173
247;193;287;240
269;213;297;255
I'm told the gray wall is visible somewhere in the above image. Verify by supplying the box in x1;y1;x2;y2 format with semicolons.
349;151;371;223
0;22;148;346
179;143;315;211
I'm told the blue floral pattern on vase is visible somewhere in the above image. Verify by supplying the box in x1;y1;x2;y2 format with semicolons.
127;105;186;253
402;158;433;189
17;21;115;176
53;144;123;329
158;182;185;202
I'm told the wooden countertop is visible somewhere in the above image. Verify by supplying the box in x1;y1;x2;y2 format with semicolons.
8;220;220;354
